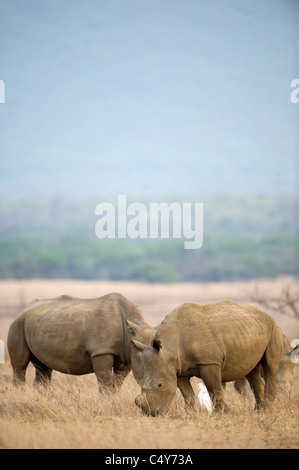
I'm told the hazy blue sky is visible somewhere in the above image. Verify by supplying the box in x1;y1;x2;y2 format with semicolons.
0;0;298;198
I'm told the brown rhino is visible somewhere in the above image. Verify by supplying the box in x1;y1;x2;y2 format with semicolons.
7;292;156;390
135;300;283;415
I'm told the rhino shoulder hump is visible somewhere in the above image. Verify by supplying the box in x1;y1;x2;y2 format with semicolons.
55;294;76;301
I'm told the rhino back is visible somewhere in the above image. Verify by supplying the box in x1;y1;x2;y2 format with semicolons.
23;293;129;373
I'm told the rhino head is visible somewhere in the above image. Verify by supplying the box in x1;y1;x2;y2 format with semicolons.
126;320;156;385
134;337;177;416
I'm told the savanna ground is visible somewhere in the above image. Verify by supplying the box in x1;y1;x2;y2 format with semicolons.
0;277;298;449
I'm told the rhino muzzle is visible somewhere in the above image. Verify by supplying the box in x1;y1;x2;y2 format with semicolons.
134;394;158;417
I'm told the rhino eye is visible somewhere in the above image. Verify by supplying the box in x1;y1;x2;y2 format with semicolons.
158;383;162;388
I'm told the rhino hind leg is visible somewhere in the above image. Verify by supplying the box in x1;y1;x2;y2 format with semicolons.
7;317;30;386
245;364;265;410
261;355;279;405
261;327;283;405
11;365;29;386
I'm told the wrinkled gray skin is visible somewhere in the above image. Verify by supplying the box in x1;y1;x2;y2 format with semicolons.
234;331;296;395
135;300;283;416
7;292;156;390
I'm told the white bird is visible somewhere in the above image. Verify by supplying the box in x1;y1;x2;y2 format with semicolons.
197;383;213;414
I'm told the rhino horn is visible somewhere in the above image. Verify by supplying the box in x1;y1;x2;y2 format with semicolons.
131;339;147;351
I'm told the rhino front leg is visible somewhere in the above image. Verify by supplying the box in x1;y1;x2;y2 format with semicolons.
91;354;116;392
177;376;195;410
31;354;52;387
234;377;248;395
113;357;131;387
198;364;228;412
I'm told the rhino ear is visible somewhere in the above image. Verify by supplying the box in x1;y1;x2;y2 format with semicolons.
152;338;162;352
131;339;146;352
126;319;140;337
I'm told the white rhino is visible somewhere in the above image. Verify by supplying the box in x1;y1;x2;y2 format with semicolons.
135;300;284;415
7;292;155;391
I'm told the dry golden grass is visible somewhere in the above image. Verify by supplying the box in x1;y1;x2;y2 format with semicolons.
0;278;298;449
0;362;298;449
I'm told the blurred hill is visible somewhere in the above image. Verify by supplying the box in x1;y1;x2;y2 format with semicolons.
0;194;298;282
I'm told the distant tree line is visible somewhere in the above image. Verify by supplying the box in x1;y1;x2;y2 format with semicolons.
0;195;298;282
